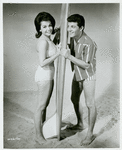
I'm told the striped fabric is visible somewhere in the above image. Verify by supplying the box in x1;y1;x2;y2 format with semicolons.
70;31;97;81
84;73;96;82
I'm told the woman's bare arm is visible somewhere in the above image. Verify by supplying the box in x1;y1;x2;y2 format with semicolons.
37;40;60;67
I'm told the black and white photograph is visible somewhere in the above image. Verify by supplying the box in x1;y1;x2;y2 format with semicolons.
1;1;121;149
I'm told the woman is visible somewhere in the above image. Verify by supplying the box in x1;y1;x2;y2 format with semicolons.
34;12;61;144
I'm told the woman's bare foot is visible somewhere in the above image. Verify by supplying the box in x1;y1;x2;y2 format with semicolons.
80;134;96;146
66;124;85;131
35;136;46;145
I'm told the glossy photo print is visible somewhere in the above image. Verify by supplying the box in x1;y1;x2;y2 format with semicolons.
3;3;120;148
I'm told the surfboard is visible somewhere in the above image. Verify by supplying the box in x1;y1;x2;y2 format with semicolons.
56;3;69;140
42;4;69;140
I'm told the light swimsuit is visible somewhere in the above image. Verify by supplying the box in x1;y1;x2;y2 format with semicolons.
35;36;57;82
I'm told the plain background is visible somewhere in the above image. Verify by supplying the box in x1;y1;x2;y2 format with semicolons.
3;3;120;100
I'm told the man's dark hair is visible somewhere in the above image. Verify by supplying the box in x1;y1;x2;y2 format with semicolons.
67;14;85;29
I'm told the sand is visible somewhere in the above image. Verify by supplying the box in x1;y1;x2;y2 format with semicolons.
3;91;120;148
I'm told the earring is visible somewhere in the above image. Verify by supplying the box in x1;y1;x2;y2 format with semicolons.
80;28;83;31
80;26;83;31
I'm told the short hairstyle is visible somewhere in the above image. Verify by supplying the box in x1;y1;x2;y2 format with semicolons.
34;12;56;38
67;14;85;29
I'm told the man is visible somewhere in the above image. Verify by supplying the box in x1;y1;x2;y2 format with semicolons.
61;14;97;146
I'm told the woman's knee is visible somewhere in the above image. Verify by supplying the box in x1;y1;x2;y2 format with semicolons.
35;103;47;113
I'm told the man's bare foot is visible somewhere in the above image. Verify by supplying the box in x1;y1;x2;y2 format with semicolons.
35;136;46;145
80;135;96;146
66;124;85;131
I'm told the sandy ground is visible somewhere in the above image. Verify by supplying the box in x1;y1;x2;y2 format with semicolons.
3;89;120;149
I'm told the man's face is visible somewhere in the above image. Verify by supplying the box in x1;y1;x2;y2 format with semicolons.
67;22;81;38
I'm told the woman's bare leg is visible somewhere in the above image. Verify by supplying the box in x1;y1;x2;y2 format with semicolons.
34;80;54;144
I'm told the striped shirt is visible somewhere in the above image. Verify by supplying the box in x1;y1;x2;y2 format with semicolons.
69;31;97;81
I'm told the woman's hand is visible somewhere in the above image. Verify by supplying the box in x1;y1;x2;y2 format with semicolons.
56;43;62;52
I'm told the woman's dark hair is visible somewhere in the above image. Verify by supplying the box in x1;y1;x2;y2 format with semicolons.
67;14;85;29
34;12;56;38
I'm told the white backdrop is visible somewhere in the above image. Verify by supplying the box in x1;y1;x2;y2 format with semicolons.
3;3;120;99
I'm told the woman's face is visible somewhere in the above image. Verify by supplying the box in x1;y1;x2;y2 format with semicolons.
40;21;53;37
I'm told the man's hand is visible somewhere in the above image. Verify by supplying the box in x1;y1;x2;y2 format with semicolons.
85;63;90;69
60;47;70;59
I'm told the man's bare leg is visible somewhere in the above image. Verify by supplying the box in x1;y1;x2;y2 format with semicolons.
81;80;97;146
67;80;85;130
